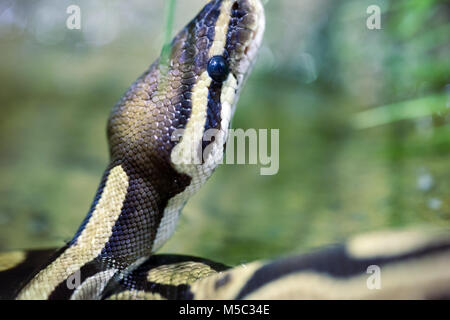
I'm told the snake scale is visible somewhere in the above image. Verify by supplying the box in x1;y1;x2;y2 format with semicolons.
0;0;449;300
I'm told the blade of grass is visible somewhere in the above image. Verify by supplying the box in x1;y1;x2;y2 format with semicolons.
352;94;448;129
160;0;177;68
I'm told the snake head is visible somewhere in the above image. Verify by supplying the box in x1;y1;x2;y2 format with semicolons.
107;0;265;185
167;0;266;175
169;0;266;89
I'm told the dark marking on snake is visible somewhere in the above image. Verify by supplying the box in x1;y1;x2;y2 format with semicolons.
214;273;231;290
235;241;450;299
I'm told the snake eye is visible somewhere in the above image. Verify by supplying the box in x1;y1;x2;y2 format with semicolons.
207;56;229;82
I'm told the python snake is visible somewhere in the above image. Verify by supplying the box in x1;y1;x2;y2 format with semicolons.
1;0;449;300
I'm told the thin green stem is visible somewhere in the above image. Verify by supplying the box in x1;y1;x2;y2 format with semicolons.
161;0;177;67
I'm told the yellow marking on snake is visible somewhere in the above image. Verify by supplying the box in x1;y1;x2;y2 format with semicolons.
219;72;237;134
71;269;116;300
170;73;237;171
171;71;212;170
190;262;263;300
347;229;447;259
243;252;450;299
209;0;234;57
0;251;26;272
146;262;218;286
17;165;129;299
107;290;165;300
157;71;214;249
202;73;237;166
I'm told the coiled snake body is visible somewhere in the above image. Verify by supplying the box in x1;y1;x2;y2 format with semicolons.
0;0;449;300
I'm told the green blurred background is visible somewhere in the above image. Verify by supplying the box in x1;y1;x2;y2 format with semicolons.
0;0;449;266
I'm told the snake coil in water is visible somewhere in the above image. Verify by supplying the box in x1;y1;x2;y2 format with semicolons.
0;0;449;300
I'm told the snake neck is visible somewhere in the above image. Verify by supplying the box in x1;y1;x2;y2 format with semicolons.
70;159;191;266
16;159;193;300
